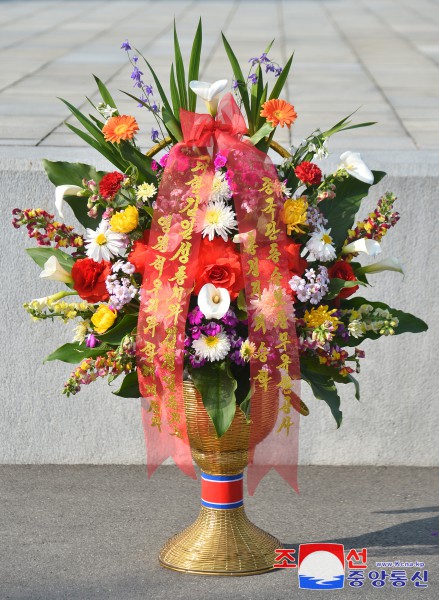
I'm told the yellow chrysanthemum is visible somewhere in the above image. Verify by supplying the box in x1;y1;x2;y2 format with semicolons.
304;305;341;329
281;197;308;235
110;205;139;233
91;305;117;334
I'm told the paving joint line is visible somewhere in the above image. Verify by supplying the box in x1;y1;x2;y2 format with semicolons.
0;0;95;54
321;0;419;150
0;1;55;31
36;0;198;146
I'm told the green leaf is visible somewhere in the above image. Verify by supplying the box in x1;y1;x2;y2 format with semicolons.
188;18;202;112
26;247;75;272
93;75;117;109
325;277;365;300
118;141;157;185
60;98;105;142
170;63;181;118
42;160;105;188
268;52;294;100
113;371;141;398
65;123;127;172
319;171;386;250
340;297;428;345
302;367;342;427
45;342;108;364
190;363;237;437
221;33;251;129
346;373;360;401
249;122;273;146
98;314;138;345
139;54;174;117
173;20;188;110
162;107;183;142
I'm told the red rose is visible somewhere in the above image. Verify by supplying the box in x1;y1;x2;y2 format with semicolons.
128;230;150;276
285;242;308;276
328;260;359;299
71;258;111;302
99;172;125;199
194;237;243;299
294;161;322;186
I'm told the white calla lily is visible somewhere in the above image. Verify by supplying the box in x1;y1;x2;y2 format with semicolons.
357;257;404;276
198;283;230;320
339;151;374;185
55;185;83;219
342;238;382;258
189;79;228;116
40;255;73;284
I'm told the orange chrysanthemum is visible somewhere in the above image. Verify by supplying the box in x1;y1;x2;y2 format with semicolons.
102;115;139;144
260;99;297;128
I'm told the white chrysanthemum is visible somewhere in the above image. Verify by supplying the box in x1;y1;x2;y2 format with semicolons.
199;199;237;241
85;220;127;262
136;182;157;203
210;171;232;202
192;329;231;361
303;227;337;262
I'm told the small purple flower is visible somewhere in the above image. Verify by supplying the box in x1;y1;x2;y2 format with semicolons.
188;306;203;325
221;309;239;328
203;322;221;336
121;40;131;51
137;95;147;108
274;66;283;77
131;66;143;87
151;160;159;171
191;326;202;340
145;84;153;96
229;333;243;349
189;355;207;368
86;333;100;348
248;73;258;85
151;128;159;143
214;152;228;170
232;80;239;90
159;152;169;168
230;350;245;366
151;102;159;113
132;55;138;63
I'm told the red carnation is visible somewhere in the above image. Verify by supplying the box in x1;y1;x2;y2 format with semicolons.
294;161;322;186
71;258;111;302
128;230;150;276
194;237;244;299
99;172;125;199
328;260;359;299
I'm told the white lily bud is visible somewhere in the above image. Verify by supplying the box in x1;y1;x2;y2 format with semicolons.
55;185;83;219
40;256;73;284
357;257;404;275
198;283;230;320
342;238;382;257
189;79;228;116
339;151;374;185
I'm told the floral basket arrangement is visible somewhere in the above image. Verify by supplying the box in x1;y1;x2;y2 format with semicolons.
13;21;427;575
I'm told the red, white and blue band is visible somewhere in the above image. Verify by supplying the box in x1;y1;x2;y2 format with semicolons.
201;472;244;510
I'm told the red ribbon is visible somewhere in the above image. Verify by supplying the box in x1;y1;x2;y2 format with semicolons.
137;93;300;493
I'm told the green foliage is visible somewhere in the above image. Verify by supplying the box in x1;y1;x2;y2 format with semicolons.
113;372;141;398
26;247;75;273
319;171;386;250
340;298;428;346
325;277;366;300
221;33;252;131
98;314;138;345
301;367;342;427
45;342;109;364
190;363;237;437
188;19;203;111
118;141;157;185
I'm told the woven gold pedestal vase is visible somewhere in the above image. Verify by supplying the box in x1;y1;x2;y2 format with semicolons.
158;381;280;576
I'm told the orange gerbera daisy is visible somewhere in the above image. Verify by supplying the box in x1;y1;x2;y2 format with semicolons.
102;115;139;143
260;99;297;128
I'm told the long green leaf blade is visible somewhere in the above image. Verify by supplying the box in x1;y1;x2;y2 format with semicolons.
170;63;181;119
174;20;188;110
269;52;294;100
93;75;117;109
221;33;251;127
66;123;127;171
60;98;105;142
188;18;202;111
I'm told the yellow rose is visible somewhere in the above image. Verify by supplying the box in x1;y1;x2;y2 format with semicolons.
281;197;308;235
110;205;139;233
91;304;117;334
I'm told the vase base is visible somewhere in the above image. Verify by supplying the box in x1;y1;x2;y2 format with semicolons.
158;506;280;576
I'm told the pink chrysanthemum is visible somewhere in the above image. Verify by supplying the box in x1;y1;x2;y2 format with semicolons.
250;284;295;329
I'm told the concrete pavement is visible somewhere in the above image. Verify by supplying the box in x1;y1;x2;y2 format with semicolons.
1;466;438;599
